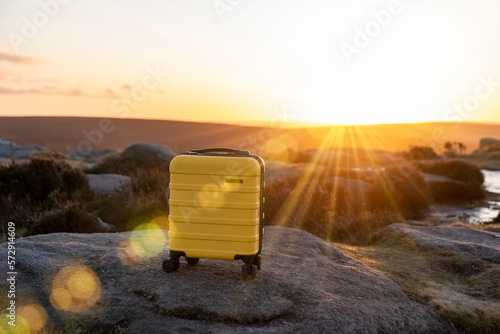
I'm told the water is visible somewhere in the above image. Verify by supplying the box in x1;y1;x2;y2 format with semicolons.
429;169;500;224
483;170;500;194
473;170;500;223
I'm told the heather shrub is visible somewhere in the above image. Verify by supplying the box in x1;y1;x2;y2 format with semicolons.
0;158;90;204
0;156;171;240
368;163;431;215
86;153;170;176
428;181;485;203
29;202;99;236
407;146;438;161
30;149;67;160
86;191;167;231
413;159;484;184
0;158;95;239
264;176;343;239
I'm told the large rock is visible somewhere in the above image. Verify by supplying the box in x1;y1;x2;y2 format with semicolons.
479;138;500;152
0;227;455;333
0;143;45;159
86;174;132;195
480;138;500;149
0;157;11;166
121;143;176;162
377;223;500;263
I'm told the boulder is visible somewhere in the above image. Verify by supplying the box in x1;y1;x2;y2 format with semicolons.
0;157;11;166
480;138;500;150
479;138;500;152
377;223;500;263
0;227;455;333
121;143;176;162
86;174;132;195
95;217;117;232
0;141;13;156
0;144;45;158
69;148;116;159
423;173;458;183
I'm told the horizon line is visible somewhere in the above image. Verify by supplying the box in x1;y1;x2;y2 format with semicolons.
1;115;500;128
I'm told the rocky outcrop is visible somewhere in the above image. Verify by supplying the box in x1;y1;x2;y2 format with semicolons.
86;174;132;195
0;143;45;159
0;227;455;333
479;138;500;151
377;223;500;264
121;143;176;162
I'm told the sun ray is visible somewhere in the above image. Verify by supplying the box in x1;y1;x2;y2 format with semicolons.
351;126;405;219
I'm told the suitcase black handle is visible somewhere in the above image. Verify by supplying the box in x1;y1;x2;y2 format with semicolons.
190;148;250;155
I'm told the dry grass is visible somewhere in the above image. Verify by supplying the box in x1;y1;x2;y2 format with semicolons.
427;180;486;203
336;241;500;333
263;173;401;244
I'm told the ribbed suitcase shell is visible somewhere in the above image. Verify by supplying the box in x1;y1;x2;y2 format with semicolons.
168;152;264;261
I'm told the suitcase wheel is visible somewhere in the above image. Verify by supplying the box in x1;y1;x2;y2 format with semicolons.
186;257;199;266
163;259;180;273
242;264;257;279
253;256;261;270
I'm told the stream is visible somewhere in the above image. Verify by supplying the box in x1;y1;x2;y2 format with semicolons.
429;170;500;224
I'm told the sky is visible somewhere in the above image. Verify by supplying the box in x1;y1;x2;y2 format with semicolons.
0;0;500;126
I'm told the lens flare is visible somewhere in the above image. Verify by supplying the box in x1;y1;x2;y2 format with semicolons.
50;264;101;312
51;287;73;310
67;271;98;299
118;239;141;265
150;216;169;229
263;135;298;162
18;304;48;333
129;222;167;258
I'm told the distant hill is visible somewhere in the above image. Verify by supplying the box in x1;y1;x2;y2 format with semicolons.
0;117;498;155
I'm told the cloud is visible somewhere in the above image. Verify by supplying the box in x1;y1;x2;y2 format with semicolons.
0;85;117;98
0;52;46;66
105;88;119;98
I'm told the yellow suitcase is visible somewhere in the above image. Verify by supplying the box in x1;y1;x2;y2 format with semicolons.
163;148;265;278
